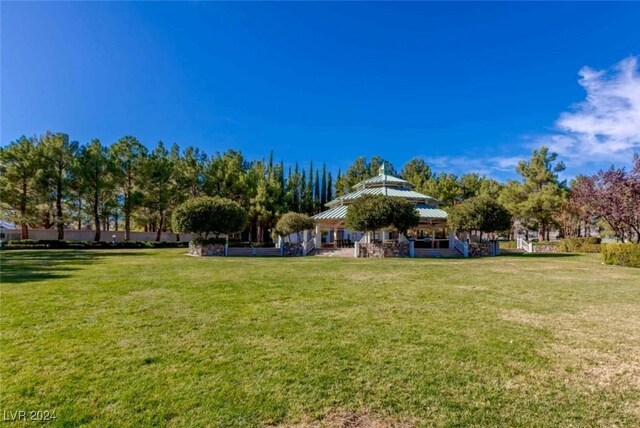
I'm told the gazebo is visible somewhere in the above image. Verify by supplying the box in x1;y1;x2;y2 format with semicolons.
311;165;450;248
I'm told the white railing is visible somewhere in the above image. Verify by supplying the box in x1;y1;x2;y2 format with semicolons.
453;235;469;258
517;238;533;253
303;238;315;256
354;234;369;258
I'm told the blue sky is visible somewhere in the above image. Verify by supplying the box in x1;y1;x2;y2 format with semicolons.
2;2;639;179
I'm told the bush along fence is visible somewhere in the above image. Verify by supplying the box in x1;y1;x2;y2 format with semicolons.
513;237;602;254
601;243;640;268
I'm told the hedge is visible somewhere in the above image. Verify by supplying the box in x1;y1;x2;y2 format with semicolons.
601;243;640;268
498;241;517;249
557;237;601;253
3;240;188;250
498;238;601;253
532;240;557;246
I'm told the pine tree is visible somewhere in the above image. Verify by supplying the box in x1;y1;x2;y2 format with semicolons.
38;132;78;239
0;136;40;239
110;136;148;240
74;139;114;241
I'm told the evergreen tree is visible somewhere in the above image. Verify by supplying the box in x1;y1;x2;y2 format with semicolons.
335;156;395;196
422;173;463;207
141;142;174;241
204;150;247;205
0;136;40;238
401;158;432;189
38;132;78;239
320;163;327;208
498;147;567;240
74;139;114;241
459;173;482;200
314;169;320;213
110;136;148;240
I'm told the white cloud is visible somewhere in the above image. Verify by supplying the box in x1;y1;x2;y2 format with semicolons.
424;155;520;177
418;57;640;179
542;56;640;164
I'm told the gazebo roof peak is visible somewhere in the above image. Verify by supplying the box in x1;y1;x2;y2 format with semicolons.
353;166;413;190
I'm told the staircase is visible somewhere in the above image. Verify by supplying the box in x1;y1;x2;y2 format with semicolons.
414;248;463;258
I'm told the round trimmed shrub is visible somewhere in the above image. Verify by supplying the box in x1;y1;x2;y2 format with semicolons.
274;212;315;241
345;195;419;235
172;196;248;239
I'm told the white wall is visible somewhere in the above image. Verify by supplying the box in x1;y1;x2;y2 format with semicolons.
4;229;193;242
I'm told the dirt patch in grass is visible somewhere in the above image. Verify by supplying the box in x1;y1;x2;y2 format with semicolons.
343;271;403;284
502;306;640;393
454;285;489;291
275;411;414;428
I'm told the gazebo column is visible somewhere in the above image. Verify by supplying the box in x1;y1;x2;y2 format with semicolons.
333;227;338;246
382;230;389;241
315;224;320;248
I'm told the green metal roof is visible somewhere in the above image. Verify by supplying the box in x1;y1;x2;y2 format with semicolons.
312;204;447;221
326;186;438;207
312;205;349;220
415;205;448;219
354;174;412;189
326;167;440;208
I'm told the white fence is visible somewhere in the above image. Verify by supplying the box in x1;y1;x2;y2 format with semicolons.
517;237;533;253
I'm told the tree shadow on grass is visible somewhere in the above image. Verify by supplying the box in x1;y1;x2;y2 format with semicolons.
500;252;579;258
0;250;144;285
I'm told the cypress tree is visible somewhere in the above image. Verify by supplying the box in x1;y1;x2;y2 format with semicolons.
321;163;327;207
314;169;320;213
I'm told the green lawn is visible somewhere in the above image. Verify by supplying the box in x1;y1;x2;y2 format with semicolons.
1;250;639;427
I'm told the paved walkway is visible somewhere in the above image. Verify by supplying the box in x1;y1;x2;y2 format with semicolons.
315;248;354;257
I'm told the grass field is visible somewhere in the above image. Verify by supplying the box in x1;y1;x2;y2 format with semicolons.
1;249;639;427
